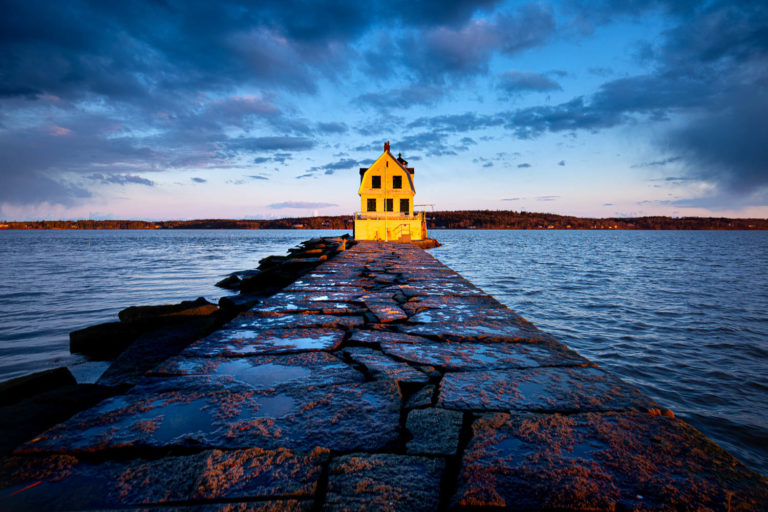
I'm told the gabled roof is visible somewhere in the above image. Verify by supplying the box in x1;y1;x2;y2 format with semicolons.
358;147;416;195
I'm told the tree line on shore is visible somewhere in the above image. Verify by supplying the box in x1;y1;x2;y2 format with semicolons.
2;210;766;230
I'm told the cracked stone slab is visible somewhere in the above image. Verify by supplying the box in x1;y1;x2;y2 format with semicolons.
0;447;327;511
182;327;346;357
453;412;768;510
252;299;366;316
405;384;435;409
228;312;364;330
151;352;364;389
348;329;431;346
343;347;429;388
400;295;503;315
406;408;463;456
398;320;546;343
381;339;589;370
20;377;401;454
365;302;409;323
437;367;658;413
283;282;369;295
323;453;445;512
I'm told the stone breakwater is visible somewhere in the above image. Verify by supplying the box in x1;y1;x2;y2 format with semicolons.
2;240;767;511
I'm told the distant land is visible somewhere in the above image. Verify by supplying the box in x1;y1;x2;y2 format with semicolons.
2;211;767;230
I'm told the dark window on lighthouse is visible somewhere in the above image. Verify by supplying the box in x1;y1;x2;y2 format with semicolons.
393;175;402;189
386;198;394;212
372;176;381;189
400;198;409;213
367;198;376;212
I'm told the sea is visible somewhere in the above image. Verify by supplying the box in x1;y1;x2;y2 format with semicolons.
0;229;766;475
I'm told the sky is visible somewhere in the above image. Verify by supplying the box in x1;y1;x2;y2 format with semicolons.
1;0;767;220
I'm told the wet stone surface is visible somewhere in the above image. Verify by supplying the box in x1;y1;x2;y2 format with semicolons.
454;412;768;510
182;327;347;357
226;312;364;331
343;347;430;390
382;338;589;371
406;408;463;456
20;377;402;454
7;239;767;511
0;447;326;511
324;453;445;512
150;351;365;389
438;366;658;413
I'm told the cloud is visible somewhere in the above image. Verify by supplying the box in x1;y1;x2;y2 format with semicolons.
397;3;556;83
517;163;531;168
497;70;562;94
89;173;155;186
191;177;206;183
502;197;522;201
631;156;681;168
248;175;269;180
356;85;444;110
227;136;315;151
316;122;348;134
558;160;565;166
537;195;559;201
268;201;338;209
302;158;362;177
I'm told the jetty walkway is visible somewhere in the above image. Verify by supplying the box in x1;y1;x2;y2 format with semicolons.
2;241;767;510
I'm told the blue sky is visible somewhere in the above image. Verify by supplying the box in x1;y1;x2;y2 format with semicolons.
1;0;767;220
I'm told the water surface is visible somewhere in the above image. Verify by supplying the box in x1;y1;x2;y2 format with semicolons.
0;228;765;475
432;229;768;475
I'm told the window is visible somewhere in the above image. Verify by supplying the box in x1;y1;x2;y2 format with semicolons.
392;175;402;189
367;198;376;212
386;198;393;212
371;176;381;189
400;198;409;213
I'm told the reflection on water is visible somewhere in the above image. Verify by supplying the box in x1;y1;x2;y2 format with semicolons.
214;360;310;388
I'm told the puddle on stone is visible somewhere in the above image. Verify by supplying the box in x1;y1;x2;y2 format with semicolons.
267;333;340;351
151;398;214;442
213;360;311;388
219;329;262;341
252;394;296;418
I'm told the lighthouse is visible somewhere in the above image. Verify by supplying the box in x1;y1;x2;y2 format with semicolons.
354;141;427;241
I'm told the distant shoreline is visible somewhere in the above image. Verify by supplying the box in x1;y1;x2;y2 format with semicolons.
1;210;767;230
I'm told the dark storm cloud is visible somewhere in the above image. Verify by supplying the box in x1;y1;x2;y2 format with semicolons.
400;1;768;197
497;70;562;94
1;0;511;206
398;3;556;83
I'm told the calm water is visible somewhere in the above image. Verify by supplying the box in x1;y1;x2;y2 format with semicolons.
0;229;765;475
432;230;768;476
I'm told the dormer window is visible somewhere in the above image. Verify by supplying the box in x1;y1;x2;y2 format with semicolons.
372;176;381;189
393;176;402;189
